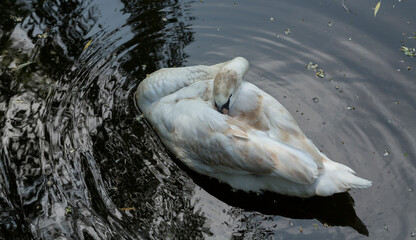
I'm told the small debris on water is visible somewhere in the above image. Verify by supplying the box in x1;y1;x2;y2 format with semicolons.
384;225;388;231
11;61;34;72
285;28;291;35
289;220;294;226
313;223;320;229
10;15;23;22
393;100;400;104
316;69;325;78
299;227;303;233
400;45;415;57
136;114;145;122
37;33;48;39
120;207;136;211
346;106;355;110
306;62;318;70
83;39;93;51
328;21;333;27
312;97;319;103
374;1;381;17
270;17;275;22
383;149;389;157
65;206;72;215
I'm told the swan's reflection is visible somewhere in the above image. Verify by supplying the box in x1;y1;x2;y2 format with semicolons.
175;156;369;236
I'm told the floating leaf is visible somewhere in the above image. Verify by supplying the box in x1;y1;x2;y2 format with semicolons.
83;39;93;51
10;15;23;22
313;223;320;229
400;45;416;57
65;206;72;215
407;66;412;71
316;69;325;78
374;1;381;17
13;100;24;103
37;33;47;39
135;114;145;122
11;61;34;72
120;207;136;211
299;227;303;232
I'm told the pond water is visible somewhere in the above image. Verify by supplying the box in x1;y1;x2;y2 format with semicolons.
0;0;415;239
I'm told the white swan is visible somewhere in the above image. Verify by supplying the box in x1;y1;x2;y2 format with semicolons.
135;57;371;197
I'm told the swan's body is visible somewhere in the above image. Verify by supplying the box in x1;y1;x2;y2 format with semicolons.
135;57;371;197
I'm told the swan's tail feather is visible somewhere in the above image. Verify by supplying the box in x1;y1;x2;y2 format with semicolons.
315;161;372;196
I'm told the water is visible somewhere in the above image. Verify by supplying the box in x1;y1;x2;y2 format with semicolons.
0;0;415;239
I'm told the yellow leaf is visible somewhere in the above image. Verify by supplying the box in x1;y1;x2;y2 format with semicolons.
83;39;93;51
374;1;381;17
120;207;136;211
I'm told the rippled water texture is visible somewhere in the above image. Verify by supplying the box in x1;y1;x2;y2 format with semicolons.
0;0;415;239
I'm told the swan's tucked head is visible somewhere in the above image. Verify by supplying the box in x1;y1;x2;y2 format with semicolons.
213;57;249;114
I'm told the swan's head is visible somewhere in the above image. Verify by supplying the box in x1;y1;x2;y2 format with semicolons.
213;57;249;114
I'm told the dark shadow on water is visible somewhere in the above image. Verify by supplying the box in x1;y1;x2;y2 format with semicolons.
169;151;369;236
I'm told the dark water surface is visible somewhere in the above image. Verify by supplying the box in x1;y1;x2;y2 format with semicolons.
1;0;415;239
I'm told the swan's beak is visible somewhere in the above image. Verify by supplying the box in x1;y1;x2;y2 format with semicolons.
214;104;229;115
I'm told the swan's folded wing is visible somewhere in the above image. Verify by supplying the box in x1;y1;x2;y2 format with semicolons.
235;83;324;168
169;105;319;185
217;124;319;184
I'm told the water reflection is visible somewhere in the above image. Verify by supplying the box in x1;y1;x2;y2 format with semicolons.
1;0;415;239
1;0;198;239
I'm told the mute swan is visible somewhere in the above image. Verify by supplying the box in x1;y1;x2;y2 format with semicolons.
135;57;371;197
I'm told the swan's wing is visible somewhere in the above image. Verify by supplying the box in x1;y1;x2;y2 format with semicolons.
152;98;319;184
230;82;324;168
